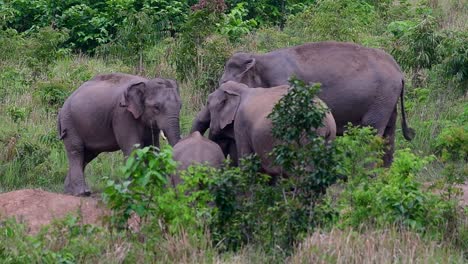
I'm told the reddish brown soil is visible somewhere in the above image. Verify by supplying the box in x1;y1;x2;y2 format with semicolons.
0;189;107;234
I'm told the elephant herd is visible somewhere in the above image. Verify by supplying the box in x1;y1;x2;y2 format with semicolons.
58;41;414;196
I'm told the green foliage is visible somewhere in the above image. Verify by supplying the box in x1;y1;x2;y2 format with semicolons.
219;3;257;41
151;164;216;236
336;148;455;232
33;80;71;110
334;125;385;180
437;30;468;92
390;15;442;86
103;145;176;228
269;79;337;192
6;106;29;123
0;0;190;52
171;6;231;96
286;0;377;42
435;125;468;163
25;27;70;75
0;215;117;263
211;78;338;253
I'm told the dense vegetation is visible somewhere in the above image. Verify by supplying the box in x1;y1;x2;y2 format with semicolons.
0;0;467;262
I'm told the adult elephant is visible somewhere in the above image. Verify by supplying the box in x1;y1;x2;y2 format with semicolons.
206;81;336;176
58;73;182;196
191;41;414;166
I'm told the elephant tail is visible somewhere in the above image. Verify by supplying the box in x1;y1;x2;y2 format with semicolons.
57;109;67;140
400;80;415;141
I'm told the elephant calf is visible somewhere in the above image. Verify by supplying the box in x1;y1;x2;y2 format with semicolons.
171;131;225;187
58;73;182;196
206;81;336;177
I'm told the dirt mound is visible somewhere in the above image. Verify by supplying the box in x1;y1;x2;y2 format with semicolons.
0;189;107;234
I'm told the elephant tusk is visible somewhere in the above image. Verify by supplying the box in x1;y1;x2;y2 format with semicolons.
160;131;167;141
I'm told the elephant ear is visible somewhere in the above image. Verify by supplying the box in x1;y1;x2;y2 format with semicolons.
164;79;180;95
240;58;256;75
120;82;145;119
219;89;241;130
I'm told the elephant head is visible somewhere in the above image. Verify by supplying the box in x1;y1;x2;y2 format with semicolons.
219;52;264;88
207;81;248;138
120;78;181;146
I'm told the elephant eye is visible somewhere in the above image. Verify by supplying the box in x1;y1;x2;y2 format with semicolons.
154;105;161;113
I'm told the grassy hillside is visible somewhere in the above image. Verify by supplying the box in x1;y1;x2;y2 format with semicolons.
0;0;466;262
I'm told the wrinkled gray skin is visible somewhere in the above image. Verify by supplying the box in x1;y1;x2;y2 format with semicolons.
191;41;414;166
58;73;182;196
207;81;336;177
171;131;225;187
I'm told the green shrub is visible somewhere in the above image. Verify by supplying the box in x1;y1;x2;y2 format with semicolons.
334;125;385;181
171;6;231;96
6;106;29;123
435;125;468;163
390;15;442;87
437;30;468;93
103;145;176;229
97;11;168;72
286;0;377;42
103;145;217;238
210;78;338;253
219;2;257;41
34;80;71;111
336;148;456;233
0;67;30;102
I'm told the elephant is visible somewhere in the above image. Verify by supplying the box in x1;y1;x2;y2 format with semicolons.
191;41;414;166
171;131;225;187
206;81;336;177
58;73;182;196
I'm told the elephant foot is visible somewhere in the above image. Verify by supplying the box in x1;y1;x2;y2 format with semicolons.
76;190;91;197
65;186;91;197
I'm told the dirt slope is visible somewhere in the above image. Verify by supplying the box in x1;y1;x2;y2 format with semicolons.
0;189;107;234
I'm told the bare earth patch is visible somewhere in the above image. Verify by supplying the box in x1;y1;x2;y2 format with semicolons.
0;189;107;234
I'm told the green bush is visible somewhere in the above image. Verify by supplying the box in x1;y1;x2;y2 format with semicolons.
336;148;456;232
34;80;71;111
0;67;30;102
171;6;231;96
6;106;29;123
437;30;468;93
219;2;257;41
334;125;385;180
103;145;177;229
210;78;338;253
97;11;168;72
0;0;190;53
435;125;468;163
390;15;442;87
286;0;377;42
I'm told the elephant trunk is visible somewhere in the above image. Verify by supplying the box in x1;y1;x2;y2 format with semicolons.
190;106;210;135
164;116;181;146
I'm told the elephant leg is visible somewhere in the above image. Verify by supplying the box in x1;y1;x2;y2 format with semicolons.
64;144;90;196
83;150;97;170
236;135;254;161
361;105;395;168
227;140;239;166
115;128;144;158
382;107;397;167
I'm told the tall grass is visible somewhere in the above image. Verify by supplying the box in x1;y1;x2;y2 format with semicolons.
289;227;466;264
